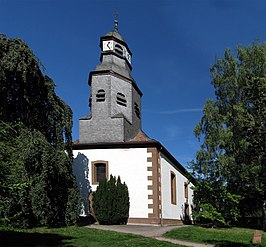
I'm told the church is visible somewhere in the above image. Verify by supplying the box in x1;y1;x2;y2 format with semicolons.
72;21;194;225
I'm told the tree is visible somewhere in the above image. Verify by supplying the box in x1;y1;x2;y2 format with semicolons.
0;35;79;227
190;41;266;228
93;175;130;225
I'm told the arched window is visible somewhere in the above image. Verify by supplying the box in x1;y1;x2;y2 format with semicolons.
134;102;140;118
184;182;188;199
92;161;108;184
115;44;123;56
171;172;177;205
116;92;127;107
96;89;105;102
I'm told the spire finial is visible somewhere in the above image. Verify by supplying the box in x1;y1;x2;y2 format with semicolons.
114;13;118;32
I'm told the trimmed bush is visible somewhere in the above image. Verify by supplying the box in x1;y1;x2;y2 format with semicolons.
93;175;129;225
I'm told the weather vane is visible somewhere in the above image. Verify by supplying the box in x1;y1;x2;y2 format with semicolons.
113;13;118;32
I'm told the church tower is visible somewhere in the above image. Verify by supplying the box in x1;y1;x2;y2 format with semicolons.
79;20;142;143
73;21;194;225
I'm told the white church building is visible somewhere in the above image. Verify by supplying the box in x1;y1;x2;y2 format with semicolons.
72;21;194;225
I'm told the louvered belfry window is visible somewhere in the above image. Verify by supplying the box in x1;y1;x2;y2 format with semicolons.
115;44;123;56
116;92;127;107
134;102;140;118
96;89;105;102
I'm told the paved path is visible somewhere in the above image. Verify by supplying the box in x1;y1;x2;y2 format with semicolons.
87;224;214;247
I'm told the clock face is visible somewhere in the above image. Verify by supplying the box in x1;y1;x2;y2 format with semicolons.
126;52;131;64
123;47;131;64
103;40;131;64
102;40;114;51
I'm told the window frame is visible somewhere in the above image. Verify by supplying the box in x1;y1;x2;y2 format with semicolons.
96;89;105;102
91;161;109;185
170;172;177;205
184;182;188;199
114;44;123;56
134;102;141;118
116;92;127;107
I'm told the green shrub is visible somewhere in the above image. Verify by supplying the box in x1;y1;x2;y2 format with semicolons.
193;203;227;227
93;175;129;225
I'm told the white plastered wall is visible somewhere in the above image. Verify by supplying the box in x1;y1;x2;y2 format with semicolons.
73;148;150;218
160;153;194;220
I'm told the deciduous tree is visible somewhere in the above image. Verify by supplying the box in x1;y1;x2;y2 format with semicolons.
0;35;78;227
191;42;266;229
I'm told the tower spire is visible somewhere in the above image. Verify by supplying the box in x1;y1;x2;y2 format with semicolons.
114;13;118;32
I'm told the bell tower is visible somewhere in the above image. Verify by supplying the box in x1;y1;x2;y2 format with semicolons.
79;20;142;143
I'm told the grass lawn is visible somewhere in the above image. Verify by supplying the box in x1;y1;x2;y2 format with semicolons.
164;225;266;247
0;225;183;247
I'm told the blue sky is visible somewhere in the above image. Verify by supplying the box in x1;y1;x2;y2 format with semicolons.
1;0;265;168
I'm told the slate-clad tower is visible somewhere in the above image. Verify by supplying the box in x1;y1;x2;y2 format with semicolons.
73;21;194;225
79;21;142;143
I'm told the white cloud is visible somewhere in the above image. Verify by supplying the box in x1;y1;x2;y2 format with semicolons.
143;108;202;115
158;108;202;114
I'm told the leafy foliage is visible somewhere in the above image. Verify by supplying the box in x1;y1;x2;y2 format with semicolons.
190;41;266;228
93;175;130;225
0;35;73;154
0;35;79;227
